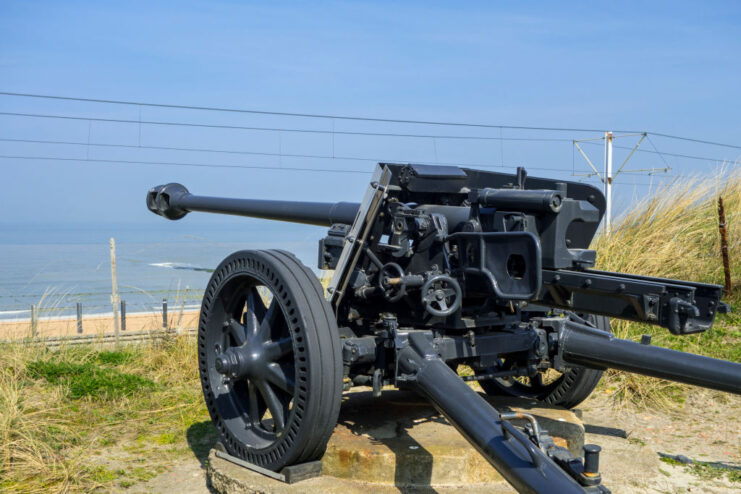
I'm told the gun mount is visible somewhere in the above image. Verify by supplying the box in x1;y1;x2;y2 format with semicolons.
148;163;739;493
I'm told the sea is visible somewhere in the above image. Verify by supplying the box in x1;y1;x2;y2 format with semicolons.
0;220;324;321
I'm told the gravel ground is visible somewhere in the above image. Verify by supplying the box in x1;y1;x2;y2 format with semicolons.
128;391;740;494
578;391;740;493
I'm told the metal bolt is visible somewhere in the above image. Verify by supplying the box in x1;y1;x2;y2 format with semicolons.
583;444;601;475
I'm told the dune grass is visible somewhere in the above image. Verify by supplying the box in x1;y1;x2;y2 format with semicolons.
591;169;741;408
0;337;216;493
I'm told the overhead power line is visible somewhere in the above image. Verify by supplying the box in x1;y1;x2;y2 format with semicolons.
3;109;734;162
0;91;637;134
0;136;576;173
0;154;373;174
2;91;739;149
649;132;741;150
0;153;689;185
0;111;575;142
579;139;734;163
5;110;732;166
0;136;676;176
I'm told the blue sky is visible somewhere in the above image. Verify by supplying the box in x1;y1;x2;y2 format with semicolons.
1;0;740;234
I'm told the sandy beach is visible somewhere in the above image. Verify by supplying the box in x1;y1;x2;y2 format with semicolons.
0;310;201;340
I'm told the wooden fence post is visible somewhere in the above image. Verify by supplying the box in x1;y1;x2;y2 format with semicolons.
76;303;83;334
718;197;732;293
120;300;126;332
110;238;121;345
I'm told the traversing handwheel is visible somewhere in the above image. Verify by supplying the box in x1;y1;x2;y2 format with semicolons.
199;249;342;470
421;275;462;317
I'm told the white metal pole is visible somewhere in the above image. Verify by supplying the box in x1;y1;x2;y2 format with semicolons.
604;131;613;235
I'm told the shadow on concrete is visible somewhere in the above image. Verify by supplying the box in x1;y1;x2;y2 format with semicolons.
337;389;444;493
187;420;221;466
583;423;628;438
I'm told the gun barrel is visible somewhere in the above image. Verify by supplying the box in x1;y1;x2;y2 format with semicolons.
147;183;360;226
559;321;741;395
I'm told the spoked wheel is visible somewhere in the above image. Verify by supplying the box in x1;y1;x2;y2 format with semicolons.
477;314;611;409
199;250;342;470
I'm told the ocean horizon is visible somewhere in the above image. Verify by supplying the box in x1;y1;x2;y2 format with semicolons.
0;219;325;321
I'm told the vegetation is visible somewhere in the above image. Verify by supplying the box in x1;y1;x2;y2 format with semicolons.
592;170;741;408
0;337;217;493
660;456;741;483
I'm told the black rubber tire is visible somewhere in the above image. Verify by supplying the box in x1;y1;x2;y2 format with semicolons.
198;249;342;470
479;314;611;409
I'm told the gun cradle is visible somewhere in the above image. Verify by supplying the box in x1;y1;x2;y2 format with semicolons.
148;163;739;493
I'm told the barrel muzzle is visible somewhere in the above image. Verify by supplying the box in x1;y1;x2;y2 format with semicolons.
147;183;190;220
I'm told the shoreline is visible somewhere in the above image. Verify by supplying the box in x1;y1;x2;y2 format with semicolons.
0;309;201;340
0;304;202;322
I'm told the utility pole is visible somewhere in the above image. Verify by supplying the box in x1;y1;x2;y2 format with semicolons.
604;132;614;234
573;131;667;236
110;237;121;345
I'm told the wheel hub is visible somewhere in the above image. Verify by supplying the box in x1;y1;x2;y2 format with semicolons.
214;339;268;380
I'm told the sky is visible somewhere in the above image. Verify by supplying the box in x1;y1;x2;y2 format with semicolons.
1;0;740;239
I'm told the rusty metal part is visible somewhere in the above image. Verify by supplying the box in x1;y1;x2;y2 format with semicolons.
718;196;732;293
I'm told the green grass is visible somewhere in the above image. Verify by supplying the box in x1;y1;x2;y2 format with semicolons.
26;359;155;399
660;456;741;483
0;337;214;493
627;437;646;447
591;171;741;408
95;349;136;366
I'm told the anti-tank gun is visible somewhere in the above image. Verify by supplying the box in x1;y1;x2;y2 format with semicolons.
148;163;740;493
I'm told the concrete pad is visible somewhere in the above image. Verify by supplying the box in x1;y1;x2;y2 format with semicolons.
208;388;584;493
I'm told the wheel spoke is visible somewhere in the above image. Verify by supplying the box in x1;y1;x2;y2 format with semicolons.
247;380;260;426
245;288;266;337
265;362;295;395
437;299;448;311
257;299;281;341
257;380;285;432
226;318;247;346
248;287;267;318
264;337;293;361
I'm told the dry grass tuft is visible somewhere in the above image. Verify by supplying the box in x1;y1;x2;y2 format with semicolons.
592;169;741;409
593;168;741;287
0;337;215;493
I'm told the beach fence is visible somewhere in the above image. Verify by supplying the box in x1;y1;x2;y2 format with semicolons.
4;296;201;346
1;237;204;345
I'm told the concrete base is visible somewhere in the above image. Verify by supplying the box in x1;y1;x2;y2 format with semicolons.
208;389;584;493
